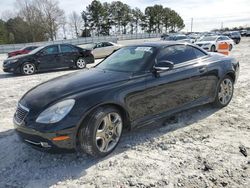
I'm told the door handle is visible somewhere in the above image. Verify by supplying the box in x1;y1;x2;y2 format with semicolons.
199;66;207;73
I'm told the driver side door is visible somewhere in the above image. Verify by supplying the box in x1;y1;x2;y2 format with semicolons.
36;45;60;70
144;45;209;118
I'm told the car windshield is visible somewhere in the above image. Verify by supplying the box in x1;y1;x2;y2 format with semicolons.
96;46;155;72
200;36;217;41
83;43;96;49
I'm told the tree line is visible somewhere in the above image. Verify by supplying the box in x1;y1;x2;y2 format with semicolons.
0;0;185;44
81;0;185;37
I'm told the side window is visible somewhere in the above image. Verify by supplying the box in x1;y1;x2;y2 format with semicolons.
103;42;113;47
26;47;33;50
61;45;76;53
193;47;207;58
95;43;103;48
42;46;59;55
157;45;201;65
217;37;223;41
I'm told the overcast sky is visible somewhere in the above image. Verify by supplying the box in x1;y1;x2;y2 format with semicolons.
1;0;250;32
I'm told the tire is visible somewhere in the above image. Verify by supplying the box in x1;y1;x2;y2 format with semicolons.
78;106;123;157
229;44;233;51
210;45;216;52
213;76;234;108
76;57;86;69
21;63;36;75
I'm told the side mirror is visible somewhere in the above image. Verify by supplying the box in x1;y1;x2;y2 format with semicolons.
154;61;174;73
37;51;45;56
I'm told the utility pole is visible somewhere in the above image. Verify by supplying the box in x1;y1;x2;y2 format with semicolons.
221;22;224;30
191;18;193;33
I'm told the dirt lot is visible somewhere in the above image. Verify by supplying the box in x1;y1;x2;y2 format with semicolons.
0;38;249;188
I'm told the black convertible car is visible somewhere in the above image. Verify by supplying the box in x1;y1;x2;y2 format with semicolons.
3;44;94;75
14;42;239;157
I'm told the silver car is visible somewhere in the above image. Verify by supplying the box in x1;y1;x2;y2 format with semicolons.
84;42;122;59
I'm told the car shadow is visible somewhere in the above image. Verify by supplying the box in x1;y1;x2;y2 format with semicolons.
0;73;20;79
0;104;219;187
0;68;78;79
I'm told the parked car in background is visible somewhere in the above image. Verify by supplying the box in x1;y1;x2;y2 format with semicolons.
195;35;234;52
14;42;239;157
246;30;250;37
223;31;241;44
240;30;247;37
3;44;94;75
84;42;122;59
163;34;193;43
160;33;169;40
8;46;38;58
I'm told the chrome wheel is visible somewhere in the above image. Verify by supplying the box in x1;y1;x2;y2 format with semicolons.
95;112;122;153
76;58;86;69
218;78;233;105
23;63;35;75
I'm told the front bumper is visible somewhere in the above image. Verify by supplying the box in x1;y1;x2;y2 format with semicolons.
3;63;20;73
14;120;76;153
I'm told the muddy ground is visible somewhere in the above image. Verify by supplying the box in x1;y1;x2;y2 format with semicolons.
0;38;249;188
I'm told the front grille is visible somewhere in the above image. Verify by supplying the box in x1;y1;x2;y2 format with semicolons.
14;104;29;125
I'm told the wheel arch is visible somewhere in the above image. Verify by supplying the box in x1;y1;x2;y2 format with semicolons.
74;102;131;149
225;71;236;83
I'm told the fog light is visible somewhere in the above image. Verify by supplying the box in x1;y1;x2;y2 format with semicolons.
40;142;51;148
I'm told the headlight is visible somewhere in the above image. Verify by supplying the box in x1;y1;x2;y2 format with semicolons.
36;99;75;124
7;59;19;64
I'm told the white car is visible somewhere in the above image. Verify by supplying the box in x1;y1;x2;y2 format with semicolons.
163;34;193;43
195;35;234;52
84;42;122;59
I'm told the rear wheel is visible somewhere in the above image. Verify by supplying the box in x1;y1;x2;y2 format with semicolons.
213;76;234;108
21;63;36;75
76;58;86;69
78;106;123;157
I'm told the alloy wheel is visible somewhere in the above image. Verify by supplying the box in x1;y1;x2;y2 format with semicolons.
95;112;123;153
218;78;233;105
23;64;35;75
76;58;86;69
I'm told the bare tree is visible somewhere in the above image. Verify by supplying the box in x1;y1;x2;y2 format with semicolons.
68;11;82;38
34;0;65;40
17;0;47;41
1;10;17;21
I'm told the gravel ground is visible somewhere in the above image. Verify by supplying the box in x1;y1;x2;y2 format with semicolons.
0;38;250;188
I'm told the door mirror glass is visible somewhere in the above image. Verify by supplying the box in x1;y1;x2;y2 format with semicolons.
154;60;174;72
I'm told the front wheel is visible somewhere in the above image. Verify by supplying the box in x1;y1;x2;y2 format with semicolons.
213;76;234;108
78;106;123;157
76;58;86;69
21;63;36;75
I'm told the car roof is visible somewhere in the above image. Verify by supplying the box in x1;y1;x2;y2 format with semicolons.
128;41;209;55
129;41;194;48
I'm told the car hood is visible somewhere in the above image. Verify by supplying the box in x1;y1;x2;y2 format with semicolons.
20;68;131;110
7;53;31;60
195;41;215;45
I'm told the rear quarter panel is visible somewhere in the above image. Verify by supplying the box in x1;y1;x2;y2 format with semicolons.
204;53;238;100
